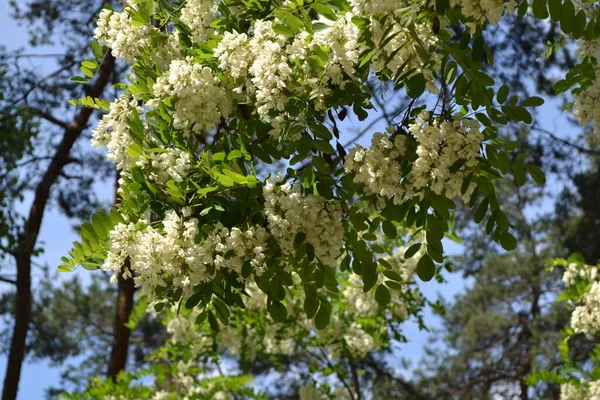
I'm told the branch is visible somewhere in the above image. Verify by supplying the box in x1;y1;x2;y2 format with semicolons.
0;276;17;285
531;125;600;156
25;107;70;130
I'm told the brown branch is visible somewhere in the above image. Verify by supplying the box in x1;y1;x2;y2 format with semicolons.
0;276;17;285
25;107;70;130
1;53;115;400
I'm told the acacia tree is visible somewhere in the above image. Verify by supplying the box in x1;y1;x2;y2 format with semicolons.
57;0;600;398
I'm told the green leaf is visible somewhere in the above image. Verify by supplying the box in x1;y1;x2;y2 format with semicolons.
71;76;88;83
500;231;517;251
81;60;98;70
548;0;561;21
382;220;397;239
525;164;546;184
58;265;72;273
81;67;94;78
314;303;331;330
573;10;587;38
267;300;288;322
127;143;143;159
312;139;335;154
312;3;337;20
91;40;103;59
474;198;489;223
521;96;545;107
560;0;575;34
294;232;307;248
311;125;333;140
227;149;243;160
406;74;426;98
185;292;203;309
497;84;509;104
513;159;526;186
416;254;435;281
283;14;304;31
404;243;421;259
312;156;331;174
381;269;403;282
272;23;294;37
375;284;391;306
304;296;319;319
532;0;549;19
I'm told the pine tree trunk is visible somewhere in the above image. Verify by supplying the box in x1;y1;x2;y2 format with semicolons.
1;255;31;400
106;268;136;381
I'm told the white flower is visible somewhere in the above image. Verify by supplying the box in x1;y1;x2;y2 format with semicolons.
343;322;374;359
264;174;344;267
344;131;407;205
138;147;193;184
451;0;518;30
153;59;233;134
180;0;218;44
91;95;141;171
408;112;482;200
94;8;149;63
102;211;269;304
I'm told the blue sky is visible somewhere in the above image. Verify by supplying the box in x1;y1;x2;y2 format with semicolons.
0;4;584;398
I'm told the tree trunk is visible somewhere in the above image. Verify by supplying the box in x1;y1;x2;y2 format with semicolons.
1;54;115;400
106;267;135;381
1;255;31;400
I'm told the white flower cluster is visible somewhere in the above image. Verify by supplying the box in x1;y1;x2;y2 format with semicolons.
140;147;193;184
94;8;149;64
343;274;379;317
451;0;518;30
153;58;233;134
346;114;482;204
215;13;362;120
248;21;293;116
563;262;598;287
198;222;269;278
102;211;268;301
343;322;375;359
408;112;482;200
91;95;140;171
563;263;600;337
215;31;253;83
166;308;214;356
216;22;293;117
311;13;360;89
560;381;600;400
571;281;600;337
179;0;218;44
263;174;344;267
344;130;408;205
573;39;600;140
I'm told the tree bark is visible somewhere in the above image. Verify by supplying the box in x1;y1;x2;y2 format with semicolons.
106;266;135;381
1;54;115;400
